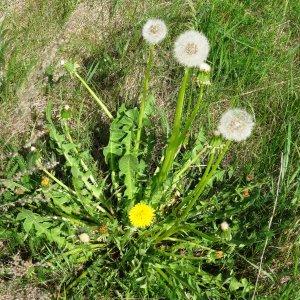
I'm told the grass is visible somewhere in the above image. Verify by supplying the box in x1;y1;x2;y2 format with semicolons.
0;0;299;298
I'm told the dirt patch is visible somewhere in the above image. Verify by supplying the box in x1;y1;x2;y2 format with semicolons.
0;282;50;300
0;253;50;300
1;1;127;144
1;0;26;19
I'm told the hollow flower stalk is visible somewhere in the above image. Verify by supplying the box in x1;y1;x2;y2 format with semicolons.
135;19;167;154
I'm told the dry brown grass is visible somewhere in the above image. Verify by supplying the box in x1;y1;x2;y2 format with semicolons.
0;1;151;146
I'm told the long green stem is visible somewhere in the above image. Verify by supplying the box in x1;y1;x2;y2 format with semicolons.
174;146;209;182
172;68;190;136
153;141;231;243
39;165;76;195
180;140;231;220
175;140;217;214
134;45;154;154
153;68;190;189
180;84;205;141
74;72;113;119
158;145;209;213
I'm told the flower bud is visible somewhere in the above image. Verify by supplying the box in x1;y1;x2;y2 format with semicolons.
220;221;229;231
79;233;90;243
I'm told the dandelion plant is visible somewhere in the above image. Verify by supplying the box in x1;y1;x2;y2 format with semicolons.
0;19;256;299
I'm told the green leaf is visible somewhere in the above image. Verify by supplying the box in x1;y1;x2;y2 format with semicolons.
17;210;43;234
103;104;138;172
23;217;35;233
144;94;156;117
119;154;138;200
229;277;243;291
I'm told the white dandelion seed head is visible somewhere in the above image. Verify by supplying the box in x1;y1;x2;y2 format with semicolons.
198;62;211;72
214;130;221;136
30;146;36;152
174;30;210;67
79;233;90;243
220;221;229;231
142;19;167;44
218;108;254;142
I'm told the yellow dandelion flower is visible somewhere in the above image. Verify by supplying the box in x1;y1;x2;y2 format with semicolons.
41;176;50;187
129;203;155;228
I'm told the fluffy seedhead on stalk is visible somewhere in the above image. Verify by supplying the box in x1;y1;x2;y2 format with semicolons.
218;108;254;142
174;30;210;67
142;19;167;44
